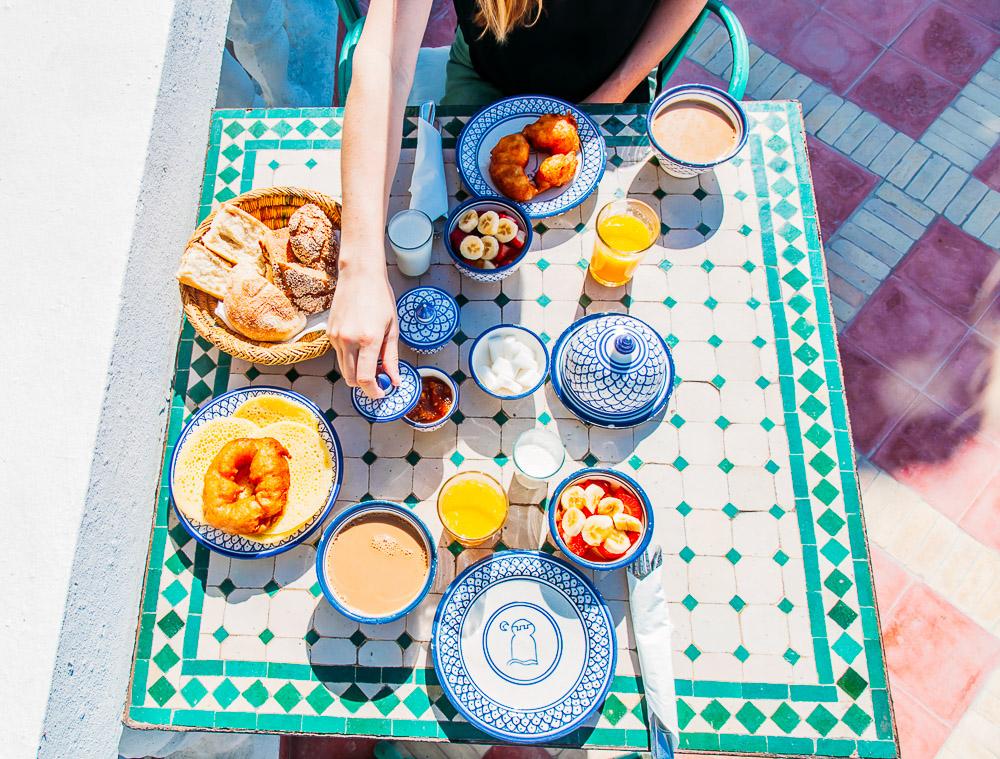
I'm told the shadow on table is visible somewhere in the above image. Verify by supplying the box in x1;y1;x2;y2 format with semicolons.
626;162;723;251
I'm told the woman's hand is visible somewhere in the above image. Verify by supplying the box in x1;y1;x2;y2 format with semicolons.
326;260;400;399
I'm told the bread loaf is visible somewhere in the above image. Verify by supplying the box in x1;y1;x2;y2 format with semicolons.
224;263;306;342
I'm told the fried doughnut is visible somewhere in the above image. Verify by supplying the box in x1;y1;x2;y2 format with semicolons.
535;151;579;192
522;112;580;154
489;162;540;203
202;437;291;535
490;133;531;167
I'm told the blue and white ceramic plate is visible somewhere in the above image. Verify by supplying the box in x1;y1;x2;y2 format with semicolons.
456;95;606;218
432;551;616;743
168;386;343;559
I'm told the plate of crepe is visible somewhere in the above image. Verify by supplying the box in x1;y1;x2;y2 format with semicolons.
176;187;340;365
169;386;342;558
456;95;606;218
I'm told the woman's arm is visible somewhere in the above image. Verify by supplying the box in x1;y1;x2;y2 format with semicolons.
584;0;707;103
327;0;434;398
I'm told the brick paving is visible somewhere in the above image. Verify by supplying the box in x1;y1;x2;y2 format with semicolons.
290;2;1000;756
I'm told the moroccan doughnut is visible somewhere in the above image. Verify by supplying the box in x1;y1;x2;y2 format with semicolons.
202;437;291;535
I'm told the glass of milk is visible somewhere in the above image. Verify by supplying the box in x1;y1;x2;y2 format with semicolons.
512;427;566;488
387;209;434;277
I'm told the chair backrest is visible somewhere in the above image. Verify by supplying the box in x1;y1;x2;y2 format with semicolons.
335;0;363;27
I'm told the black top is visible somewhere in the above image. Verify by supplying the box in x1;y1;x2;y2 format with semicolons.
453;0;659;103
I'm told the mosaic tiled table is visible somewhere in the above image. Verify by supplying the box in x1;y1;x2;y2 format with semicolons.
127;104;898;757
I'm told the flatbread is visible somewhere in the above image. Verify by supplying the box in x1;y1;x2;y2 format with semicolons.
172;415;332;539
233;394;318;429
176;241;232;299
202;203;269;269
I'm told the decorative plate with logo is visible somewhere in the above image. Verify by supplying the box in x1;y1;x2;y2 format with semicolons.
396;286;460;354
550;313;676;428
351;359;422;423
456;95;606;218
431;550;616;743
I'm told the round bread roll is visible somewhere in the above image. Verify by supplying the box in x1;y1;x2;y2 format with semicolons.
224;263;306;342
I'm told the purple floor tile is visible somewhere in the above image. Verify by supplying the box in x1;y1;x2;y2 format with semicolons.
806;135;879;239
781;10;883;94
894;2;1000;86
973;142;1000;194
824;0;927;45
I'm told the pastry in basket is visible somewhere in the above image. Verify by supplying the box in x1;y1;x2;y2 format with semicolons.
202;203;269;270
288;203;338;267
224;263;306;341
275;261;334;315
176;241;233;300
261;227;294;272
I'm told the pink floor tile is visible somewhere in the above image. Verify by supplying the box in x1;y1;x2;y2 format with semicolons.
960;471;1000;550
824;0;927;45
781;10;884;94
873;395;999;520
848;50;959;138
895;217;1000;324
882;582;1000;723
973;142;1000;194
805;135;879;240
894;2;1000;86
942;0;1000;31
840;338;919;455
925;330;996;419
869;545;915;612
845;276;968;386
721;0;819;56
890;686;953;759
663;57;728;92
484;747;557;759
281;737;378;759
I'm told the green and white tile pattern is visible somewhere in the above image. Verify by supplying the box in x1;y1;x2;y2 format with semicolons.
128;105;896;757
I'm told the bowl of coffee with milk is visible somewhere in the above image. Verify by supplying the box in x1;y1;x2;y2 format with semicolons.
647;84;748;178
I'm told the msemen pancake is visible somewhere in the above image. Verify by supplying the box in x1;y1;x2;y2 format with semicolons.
233;395;317;429
172;415;333;538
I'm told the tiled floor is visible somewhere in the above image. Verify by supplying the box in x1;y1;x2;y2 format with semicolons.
255;1;1000;756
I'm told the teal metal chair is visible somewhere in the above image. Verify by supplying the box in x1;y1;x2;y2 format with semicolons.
334;0;749;103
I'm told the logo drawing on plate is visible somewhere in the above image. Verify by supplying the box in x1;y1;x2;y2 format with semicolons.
483;602;562;685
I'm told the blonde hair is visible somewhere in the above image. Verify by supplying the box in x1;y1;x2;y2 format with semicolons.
475;0;544;42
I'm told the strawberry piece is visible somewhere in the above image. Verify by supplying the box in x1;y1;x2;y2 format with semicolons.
449;228;468;251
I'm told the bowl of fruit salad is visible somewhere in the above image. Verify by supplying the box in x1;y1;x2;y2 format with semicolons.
446;196;532;283
548;468;653;571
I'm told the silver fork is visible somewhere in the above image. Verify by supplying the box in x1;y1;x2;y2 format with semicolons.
628;546;674;759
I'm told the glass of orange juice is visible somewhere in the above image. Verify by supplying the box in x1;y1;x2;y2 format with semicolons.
437;471;509;547
588;198;660;287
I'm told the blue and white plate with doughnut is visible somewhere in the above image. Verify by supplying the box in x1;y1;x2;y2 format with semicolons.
431;550;616;743
456;95;606;219
168;385;343;559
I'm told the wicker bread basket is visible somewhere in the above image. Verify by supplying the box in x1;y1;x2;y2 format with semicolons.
180;187;341;365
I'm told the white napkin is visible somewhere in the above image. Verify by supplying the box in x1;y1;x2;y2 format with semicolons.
408;101;448;221
628;547;680;756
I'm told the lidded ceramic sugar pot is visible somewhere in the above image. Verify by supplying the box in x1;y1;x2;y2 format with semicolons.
550;313;675;428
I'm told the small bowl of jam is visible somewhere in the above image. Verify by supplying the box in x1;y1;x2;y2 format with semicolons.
403;366;459;432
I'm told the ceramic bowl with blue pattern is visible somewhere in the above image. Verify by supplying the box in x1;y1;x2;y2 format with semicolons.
402;366;459;432
315;500;437;624
168;385;343;559
469;324;549;400
550;313;675;428
456;94;606;218
445;196;532;283
396;286;459;354
548;468;654;572
647;84;748;178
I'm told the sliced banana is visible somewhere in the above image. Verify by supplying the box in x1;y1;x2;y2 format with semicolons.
459;235;484;260
482;260;497;269
561;506;586;538
613;513;643;533
560;485;588;512
583;483;605;513
477;210;500;236
481;235;500;261
457;209;479;233
495;217;518;243
597;497;624;517
581;514;614;546
603;530;632;555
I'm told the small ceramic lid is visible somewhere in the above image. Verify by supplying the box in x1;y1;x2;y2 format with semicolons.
351;360;422;423
396;287;460;353
551;313;674;427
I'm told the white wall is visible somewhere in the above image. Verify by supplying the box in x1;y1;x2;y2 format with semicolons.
0;1;228;755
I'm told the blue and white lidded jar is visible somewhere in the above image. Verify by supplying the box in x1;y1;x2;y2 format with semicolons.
351;359;422;423
550;313;675;428
396;286;460;355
